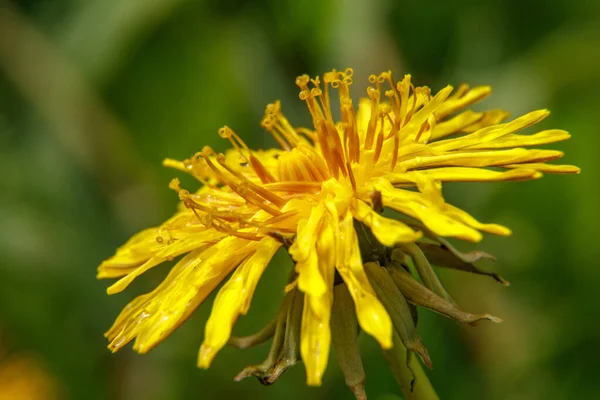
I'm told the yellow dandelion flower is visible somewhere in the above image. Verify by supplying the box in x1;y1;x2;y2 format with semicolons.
98;68;579;398
0;354;58;400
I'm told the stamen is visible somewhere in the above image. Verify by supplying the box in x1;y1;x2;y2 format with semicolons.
263;181;322;193
262;101;303;150
295;127;318;142
382;71;402;130
219;126;250;164
313;75;333;122
365;86;381;149
216;156;287;207
249;155;277;184
180;192;248;223
336;70;359;164
218;123;278;184
163;156;215;188
315;119;336;178
341;99;360;163
373;126;385;164
346;161;357;192
296;75;324;124
397;75;412;128
200;148;282;216
211;219;262;241
404;83;418;128
260;210;298;227
373;104;391;163
325;119;348;178
391;133;400;171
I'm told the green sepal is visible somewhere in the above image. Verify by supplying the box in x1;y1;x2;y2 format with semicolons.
364;262;432;368
331;283;367;400
228;318;277;349
399;243;454;304
387;263;502;325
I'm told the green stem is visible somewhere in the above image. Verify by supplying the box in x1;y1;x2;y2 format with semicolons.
382;331;439;400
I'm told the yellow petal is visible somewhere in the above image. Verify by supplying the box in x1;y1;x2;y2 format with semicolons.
462;109;510;132
464;129;571;150
289;203;325;261
309;207;338;316
502;163;581;174
289;204;327;297
335;213;393;349
374;179;483;242
431;110;550;152
107;229;225;294
97;228;162;278
386;167;541;184
397;148;563;171
107;238;257;354
400;85;453;143
430;110;484;141
301;291;332;386
352;200;421;246
443;204;511;236
435;85;492;120
198;237;281;368
300;209;337;385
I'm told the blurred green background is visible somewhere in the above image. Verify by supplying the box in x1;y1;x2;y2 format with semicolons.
1;0;599;399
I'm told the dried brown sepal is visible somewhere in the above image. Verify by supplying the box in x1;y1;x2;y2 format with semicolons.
331;283;367;400
364;262;432;368
387;263;503;325
417;241;509;286
234;289;303;385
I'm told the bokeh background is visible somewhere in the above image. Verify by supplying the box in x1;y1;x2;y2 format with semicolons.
1;0;599;399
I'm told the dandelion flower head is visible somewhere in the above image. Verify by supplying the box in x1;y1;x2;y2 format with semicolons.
98;68;578;395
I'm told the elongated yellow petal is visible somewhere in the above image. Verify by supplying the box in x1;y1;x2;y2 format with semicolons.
502;163;581;174
301;210;336;386
336;213;393;349
301;291;332;386
386;167;541;184
107;229;226;294
290;203;328;297
307;207;337;318
107;237;257;354
400;85;453;143
430;110;550;152
397;148;563;171
435;85;491;120
463;129;571;150
289;203;324;261
97;228;160;274
374;179;483;242
352;200;421;246
443;204;511;236
198;237;281;368
462;109;510;132
431;110;484;141
98;209;211;278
